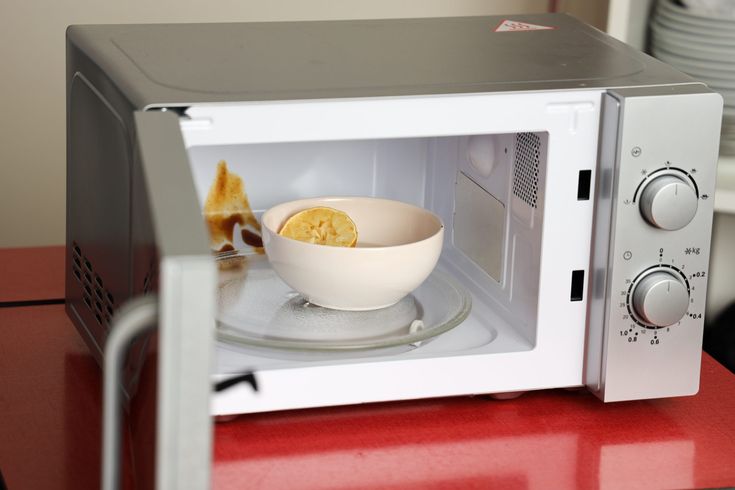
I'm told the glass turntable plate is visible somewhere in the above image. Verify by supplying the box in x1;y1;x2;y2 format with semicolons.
216;253;471;351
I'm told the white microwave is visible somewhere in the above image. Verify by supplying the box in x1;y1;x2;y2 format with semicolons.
65;15;722;489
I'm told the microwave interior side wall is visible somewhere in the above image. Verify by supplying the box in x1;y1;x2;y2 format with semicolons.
187;131;548;356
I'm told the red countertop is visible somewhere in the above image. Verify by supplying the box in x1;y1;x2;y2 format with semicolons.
212;358;735;490
2;247;735;489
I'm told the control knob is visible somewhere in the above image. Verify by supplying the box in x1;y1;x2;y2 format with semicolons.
639;174;698;230
631;270;689;327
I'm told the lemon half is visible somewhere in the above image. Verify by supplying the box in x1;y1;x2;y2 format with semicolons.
279;207;357;247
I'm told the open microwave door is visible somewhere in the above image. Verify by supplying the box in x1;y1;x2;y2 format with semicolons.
102;110;215;490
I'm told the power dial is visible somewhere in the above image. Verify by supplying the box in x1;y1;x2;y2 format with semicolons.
639;174;698;230
630;269;690;328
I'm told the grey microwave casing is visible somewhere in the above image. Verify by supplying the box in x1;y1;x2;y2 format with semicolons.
67;14;698;110
66;13;705;379
65;14;715;490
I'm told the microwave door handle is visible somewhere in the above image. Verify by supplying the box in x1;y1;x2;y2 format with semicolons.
102;295;158;490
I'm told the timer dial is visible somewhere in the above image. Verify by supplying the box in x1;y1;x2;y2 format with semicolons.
631;270;690;327
639;174;698;230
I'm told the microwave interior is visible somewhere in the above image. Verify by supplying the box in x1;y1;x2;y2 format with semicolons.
185;129;555;371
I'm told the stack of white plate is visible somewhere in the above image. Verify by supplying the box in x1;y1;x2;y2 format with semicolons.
650;0;735;155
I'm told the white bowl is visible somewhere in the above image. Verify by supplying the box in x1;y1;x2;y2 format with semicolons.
262;197;444;311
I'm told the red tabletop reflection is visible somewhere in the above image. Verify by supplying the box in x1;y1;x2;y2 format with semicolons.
1;247;734;489
213;354;735;489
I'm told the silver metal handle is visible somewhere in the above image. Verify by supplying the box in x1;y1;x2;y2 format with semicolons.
102;295;158;490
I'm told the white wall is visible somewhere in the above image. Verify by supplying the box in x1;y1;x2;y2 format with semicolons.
707;213;735;322
606;0;655;50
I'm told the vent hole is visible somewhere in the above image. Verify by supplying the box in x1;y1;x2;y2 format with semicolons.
512;132;541;209
95;313;102;325
73;244;114;317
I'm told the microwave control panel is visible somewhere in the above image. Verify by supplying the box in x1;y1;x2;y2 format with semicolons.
586;85;722;402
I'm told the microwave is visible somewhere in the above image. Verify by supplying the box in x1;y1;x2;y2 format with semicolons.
66;14;722;489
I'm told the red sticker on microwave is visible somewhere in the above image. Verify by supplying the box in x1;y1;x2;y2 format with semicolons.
493;19;556;32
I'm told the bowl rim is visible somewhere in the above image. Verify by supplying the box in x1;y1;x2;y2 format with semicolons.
262;196;445;252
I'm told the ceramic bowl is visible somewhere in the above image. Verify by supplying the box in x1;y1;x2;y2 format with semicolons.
262;197;444;311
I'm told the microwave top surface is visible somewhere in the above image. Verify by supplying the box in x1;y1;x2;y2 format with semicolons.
67;14;696;108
